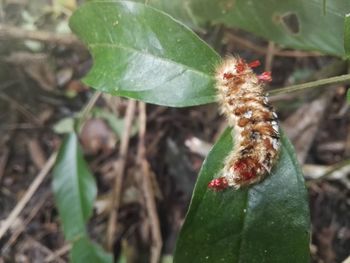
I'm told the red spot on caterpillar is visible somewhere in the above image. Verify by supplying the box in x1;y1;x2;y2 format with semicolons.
234;159;247;171
241;171;255;180
234;159;258;179
248;60;261;68
208;177;229;191
223;72;234;79
235;59;246;73
258;71;272;82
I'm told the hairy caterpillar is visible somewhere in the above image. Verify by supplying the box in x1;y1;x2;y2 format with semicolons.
208;57;280;190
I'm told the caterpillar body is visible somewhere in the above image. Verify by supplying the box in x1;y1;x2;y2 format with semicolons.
208;57;280;190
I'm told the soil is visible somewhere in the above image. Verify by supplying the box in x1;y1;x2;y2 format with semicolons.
0;2;349;263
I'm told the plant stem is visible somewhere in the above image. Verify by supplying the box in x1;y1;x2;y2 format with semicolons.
270;73;350;95
318;158;350;180
77;91;101;132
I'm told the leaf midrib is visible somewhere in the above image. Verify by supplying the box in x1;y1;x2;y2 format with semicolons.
71;135;88;226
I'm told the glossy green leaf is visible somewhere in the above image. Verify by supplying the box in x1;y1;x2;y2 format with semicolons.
144;0;350;57
69;1;220;107
70;237;113;263
174;129;310;263
345;13;350;59
52;132;97;241
53;133;113;262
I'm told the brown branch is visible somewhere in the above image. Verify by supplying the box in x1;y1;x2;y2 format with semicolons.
0;24;83;47
137;102;162;263
0;152;57;239
2;191;50;253
78;91;102;132
265;41;275;72
0;94;42;126
28;237;66;263
44;244;71;262
0;147;9;182
106;99;136;250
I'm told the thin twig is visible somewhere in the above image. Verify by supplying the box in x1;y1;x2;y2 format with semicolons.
28;139;47;169
44;244;71;262
342;254;350;263
137;102;162;263
78;91;102;132
270;73;350;96
136;102;146;166
314;158;350;181
0;24;82;47
0;147;9;182
269;59;346;101
265;41;275;72
106;99;136;250
28;237;66;263
2;191;50;252
0;152;57;239
0;94;42;126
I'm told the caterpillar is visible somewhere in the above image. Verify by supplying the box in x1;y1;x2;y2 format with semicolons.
208;57;280;190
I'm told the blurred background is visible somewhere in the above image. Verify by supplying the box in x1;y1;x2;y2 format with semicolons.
0;0;349;262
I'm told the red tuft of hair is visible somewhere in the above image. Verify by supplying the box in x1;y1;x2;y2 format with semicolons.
208;177;229;191
223;72;234;80
248;60;261;68
235;59;246;73
258;72;272;82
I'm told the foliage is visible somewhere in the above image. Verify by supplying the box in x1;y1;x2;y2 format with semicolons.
52;0;350;261
52;133;112;262
174;130;309;262
345;13;350;59
137;0;350;57
69;1;220;107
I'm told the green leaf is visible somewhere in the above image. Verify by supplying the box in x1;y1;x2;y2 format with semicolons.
345;13;350;59
53;133;113;262
145;0;350;57
347;88;350;103
69;1;220;107
53;117;75;134
174;129;310;263
70;237;113;263
52;132;97;241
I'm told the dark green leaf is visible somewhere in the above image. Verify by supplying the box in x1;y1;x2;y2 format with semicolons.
53;133;112;261
52;132;97;241
145;0;350;57
345;13;350;59
69;1;220;107
174;129;310;263
347;88;350;103
70;237;113;263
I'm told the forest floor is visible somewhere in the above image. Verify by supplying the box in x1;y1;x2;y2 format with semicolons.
0;1;349;263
